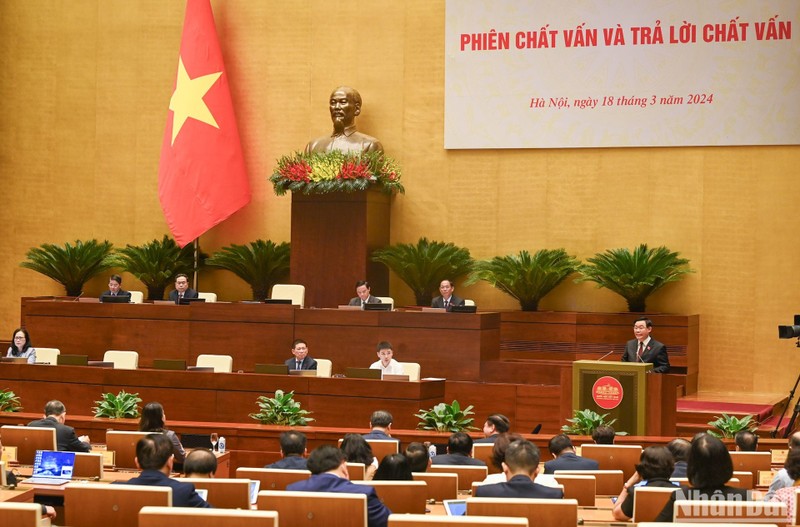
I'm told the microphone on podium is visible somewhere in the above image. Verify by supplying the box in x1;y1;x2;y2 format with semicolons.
597;348;619;361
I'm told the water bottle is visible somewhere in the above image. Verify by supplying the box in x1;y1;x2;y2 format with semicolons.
428;444;437;459
218;436;226;454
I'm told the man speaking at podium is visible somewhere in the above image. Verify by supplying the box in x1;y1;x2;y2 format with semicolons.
621;317;670;373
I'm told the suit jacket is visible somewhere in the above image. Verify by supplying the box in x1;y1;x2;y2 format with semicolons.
430;294;465;310
543;452;599;474
475;474;564;499
27;416;91;452
671;460;688;478
285;357;318;370
431;452;486;466
168;288;199;303
348;295;381;306
99;289;131;300
474;434;500;444
265;455;308;470
116;469;210;508
621;338;670;373
362;430;400;442
287;472;391;527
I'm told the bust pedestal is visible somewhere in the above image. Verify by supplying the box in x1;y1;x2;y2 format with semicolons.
290;190;390;308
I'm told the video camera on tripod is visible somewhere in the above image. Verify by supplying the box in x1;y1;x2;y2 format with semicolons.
779;315;800;346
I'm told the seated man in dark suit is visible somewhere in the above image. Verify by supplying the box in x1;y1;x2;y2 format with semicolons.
543;434;599;474
116;433;210;508
474;414;511;444
287;445;391;527
475;439;563;499
284;339;317;371
404;442;430;473
363;410;400;443
183;448;217;478
430;279;465;311
431;432;486;466
27;400;91;452
348;280;382;306
99;274;132;301
668;437;690;478
265;431;308;470
168;274;198;303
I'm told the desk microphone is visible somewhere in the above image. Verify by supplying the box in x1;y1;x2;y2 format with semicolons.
597;348;618;361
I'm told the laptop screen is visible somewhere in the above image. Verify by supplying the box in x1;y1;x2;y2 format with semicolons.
33;450;75;478
249;479;261;504
443;499;467;516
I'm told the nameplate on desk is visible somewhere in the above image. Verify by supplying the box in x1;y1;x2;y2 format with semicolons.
57;354;89;366
88;361;115;368
288;369;317;377
187;366;215;372
152;300;175;305
255;363;290;375
337;305;362;310
1;445;18;462
758;469;779;487
0;357;28;364
421;307;446;313
153;359;187;370
345;367;382;380
382;374;410;382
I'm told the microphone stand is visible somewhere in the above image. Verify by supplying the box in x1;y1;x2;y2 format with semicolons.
774;370;800;438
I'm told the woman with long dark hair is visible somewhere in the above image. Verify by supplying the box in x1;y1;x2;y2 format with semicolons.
6;328;35;364
139;402;186;464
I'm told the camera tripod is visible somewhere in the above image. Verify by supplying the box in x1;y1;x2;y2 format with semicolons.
774;369;800;438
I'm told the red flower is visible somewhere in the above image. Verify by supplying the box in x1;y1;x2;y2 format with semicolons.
280;161;312;182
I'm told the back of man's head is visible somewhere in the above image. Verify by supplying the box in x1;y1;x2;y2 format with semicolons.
448;432;473;456
667;438;691;462
504;440;540;475
183;448;217;477
548;434;574;456
307;445;345;475
136;433;173;470
734;430;758;452
280;431;307;456
789;431;800;450
592;426;616;445
370;410;393;428
404;442;429;473
44;400;66;417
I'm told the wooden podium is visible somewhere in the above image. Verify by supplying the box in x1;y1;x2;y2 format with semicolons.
572;360;651;435
290;190;390;308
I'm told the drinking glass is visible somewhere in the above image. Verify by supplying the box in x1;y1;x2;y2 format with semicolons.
210;432;218;451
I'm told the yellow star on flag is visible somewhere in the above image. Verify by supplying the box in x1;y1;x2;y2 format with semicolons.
168;56;223;145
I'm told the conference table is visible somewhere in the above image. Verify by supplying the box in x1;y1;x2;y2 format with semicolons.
20;299;500;381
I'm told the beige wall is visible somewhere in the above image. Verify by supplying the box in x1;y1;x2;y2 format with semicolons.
1;1;798;396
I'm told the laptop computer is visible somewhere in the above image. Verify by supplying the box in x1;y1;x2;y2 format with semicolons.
255;363;290;375
263;298;293;304
100;294;130;304
443;499;467;516
345;367;382;380
249;479;261;504
450;305;477;313
180;434;213;449
26;450;76;485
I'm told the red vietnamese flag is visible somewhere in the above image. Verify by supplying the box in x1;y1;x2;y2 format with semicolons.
159;0;250;247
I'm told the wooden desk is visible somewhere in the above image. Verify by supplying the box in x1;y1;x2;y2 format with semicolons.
0;364;444;429
0;487;35;502
21;299;499;381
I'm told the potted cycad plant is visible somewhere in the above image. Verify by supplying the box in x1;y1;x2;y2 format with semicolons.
20;239;115;296
576;244;694;312
372;238;474;306
206;240;290;301
112;235;198;300
467;249;580;311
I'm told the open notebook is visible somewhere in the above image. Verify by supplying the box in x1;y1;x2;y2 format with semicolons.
25;450;76;485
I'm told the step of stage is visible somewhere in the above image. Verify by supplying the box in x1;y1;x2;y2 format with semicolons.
676;391;790;437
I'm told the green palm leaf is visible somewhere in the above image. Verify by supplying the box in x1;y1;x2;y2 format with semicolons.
576;244;694;312
112;235;196;300
205;240;290;301
466;249;580;311
20;239;115;296
372;238;474;305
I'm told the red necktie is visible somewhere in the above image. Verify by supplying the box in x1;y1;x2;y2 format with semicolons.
637;342;644;360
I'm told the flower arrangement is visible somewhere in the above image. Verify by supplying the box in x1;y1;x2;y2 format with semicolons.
270;150;404;195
